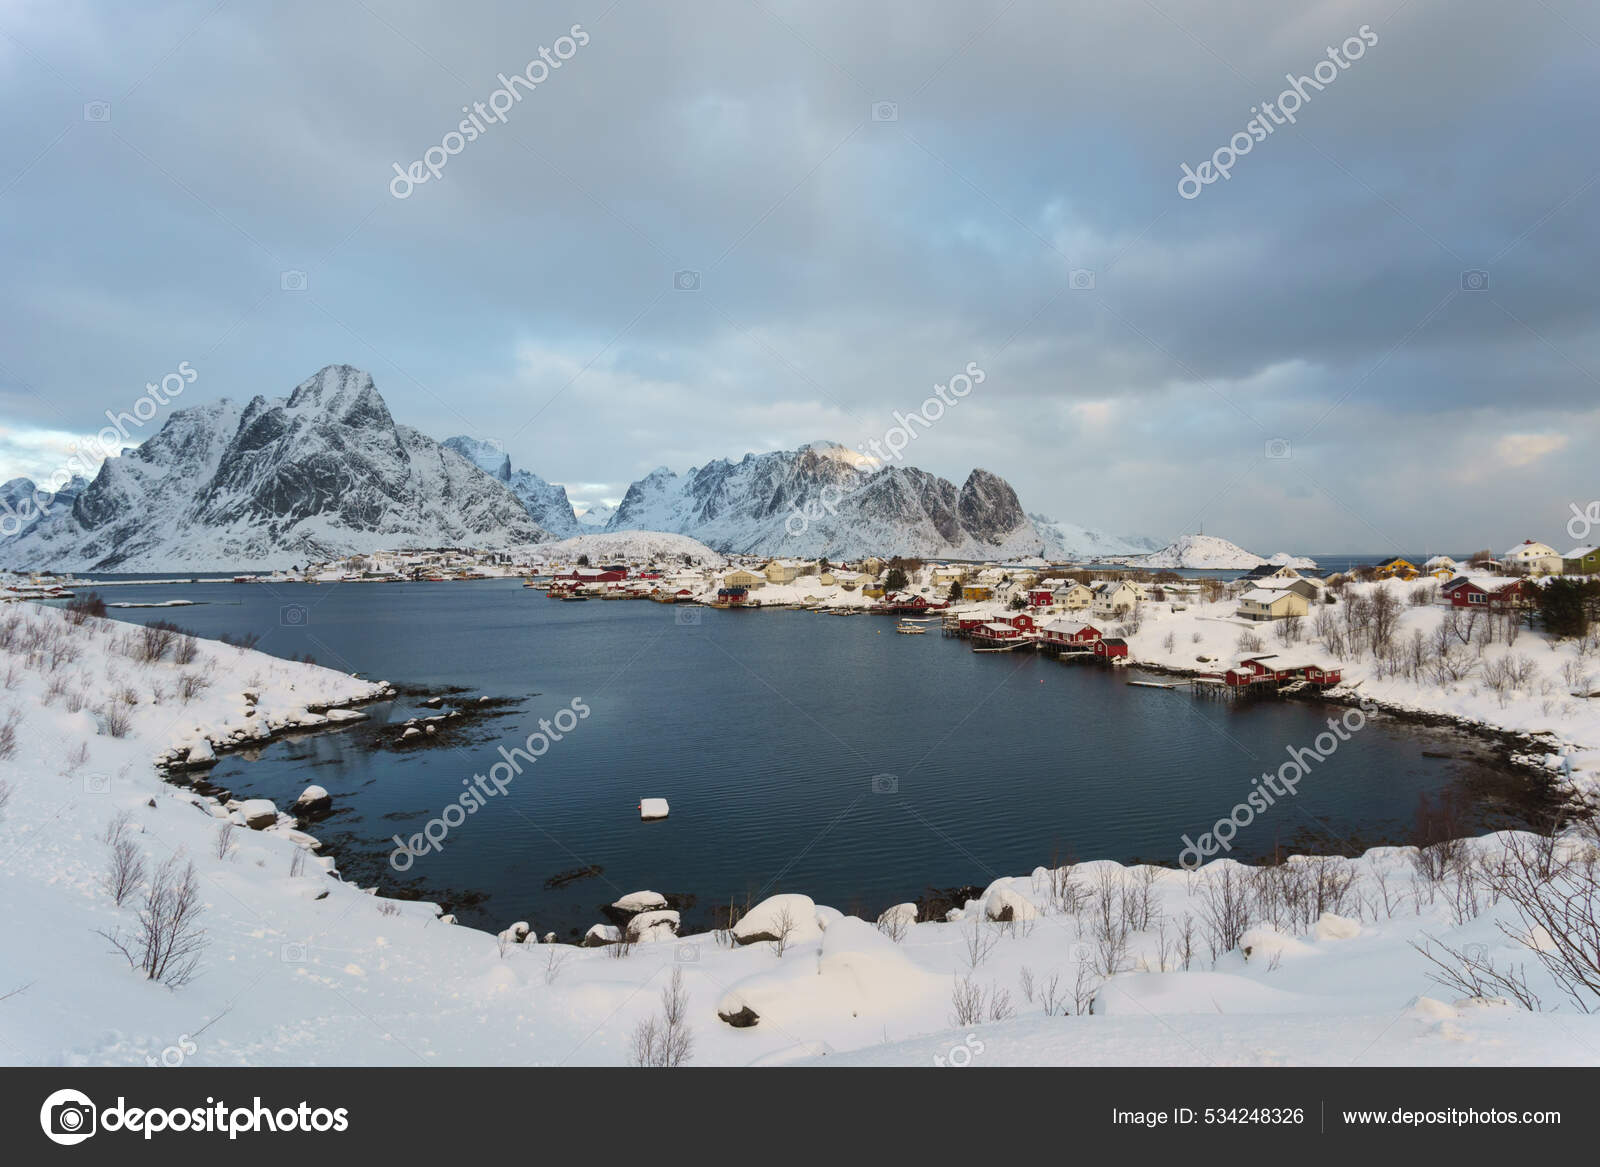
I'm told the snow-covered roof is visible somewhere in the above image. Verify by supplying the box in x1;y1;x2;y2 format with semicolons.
1239;587;1294;604
1562;546;1597;559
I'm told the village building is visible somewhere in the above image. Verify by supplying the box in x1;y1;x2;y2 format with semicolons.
1503;540;1563;575
1235;587;1310;622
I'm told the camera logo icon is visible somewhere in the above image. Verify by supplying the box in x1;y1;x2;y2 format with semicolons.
280;603;308;627
870;773;899;795
673;269;700;291
41;1088;97;1145
83;101;111;123
872;101;898;122
1264;437;1292;460
1460;269;1489;291
675;942;700;963
675;607;702;626
280;941;308;963
83;773;111;795
280;269;308;292
1069;268;1095;291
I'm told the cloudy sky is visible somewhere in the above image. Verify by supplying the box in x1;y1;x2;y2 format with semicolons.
1;0;1596;555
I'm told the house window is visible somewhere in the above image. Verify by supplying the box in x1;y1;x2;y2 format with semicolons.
1469;592;1485;605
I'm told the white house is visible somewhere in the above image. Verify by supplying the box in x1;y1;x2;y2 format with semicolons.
1503;540;1563;575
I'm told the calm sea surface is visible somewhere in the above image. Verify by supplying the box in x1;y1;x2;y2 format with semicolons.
77;577;1548;935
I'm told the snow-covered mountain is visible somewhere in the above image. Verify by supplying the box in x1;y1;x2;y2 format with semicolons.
0;366;547;572
441;436;583;538
526;530;724;565
1027;513;1161;561
1137;533;1316;570
1;474;88;541
597;440;1148;560
575;502;615;528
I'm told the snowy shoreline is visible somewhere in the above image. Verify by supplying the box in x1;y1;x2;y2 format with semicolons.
6;600;1600;1066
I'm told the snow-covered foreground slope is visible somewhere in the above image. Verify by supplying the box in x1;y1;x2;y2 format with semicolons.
3;601;1599;1066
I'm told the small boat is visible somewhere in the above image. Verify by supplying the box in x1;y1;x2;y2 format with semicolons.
896;622;927;635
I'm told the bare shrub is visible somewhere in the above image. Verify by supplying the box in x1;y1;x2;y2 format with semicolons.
1236;630;1265;654
100;855;205;987
1198;867;1252;961
172;633;200;665
177;673;210;702
629;966;693;1066
0;708;19;760
962;921;1000;970
1487;834;1600;1011
100;698;133;739
135;622;181;664
1412;934;1542;1010
950;975;984;1026
64;593;108;624
213;822;236;861
103;815;147;908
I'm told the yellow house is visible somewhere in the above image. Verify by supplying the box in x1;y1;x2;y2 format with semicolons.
862;585;885;599
723;568;765;589
763;560;801;585
1374;557;1419;580
817;571;836;586
961;583;993;602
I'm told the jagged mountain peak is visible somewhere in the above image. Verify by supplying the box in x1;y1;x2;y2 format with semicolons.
0;368;546;571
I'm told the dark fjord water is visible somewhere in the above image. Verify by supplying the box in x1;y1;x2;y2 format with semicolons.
85;579;1550;936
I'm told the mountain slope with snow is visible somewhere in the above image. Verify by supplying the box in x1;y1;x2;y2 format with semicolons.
1138;533;1316;570
0;367;547;571
442;436;583;538
599;441;1150;560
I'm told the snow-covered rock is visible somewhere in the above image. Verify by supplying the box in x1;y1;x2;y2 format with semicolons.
732;894;823;946
292;784;331;812
238;799;279;830
611;891;668;914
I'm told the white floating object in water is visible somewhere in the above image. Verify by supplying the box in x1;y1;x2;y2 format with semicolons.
639;798;669;820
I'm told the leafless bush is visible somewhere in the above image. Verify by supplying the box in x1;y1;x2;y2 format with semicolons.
0;707;19;760
1091;869;1131;976
768;904;798;957
1198;867;1252;961
177;672;210;702
629;966;693;1066
213;822;236;860
172;633;200;665
987;984;1016;1022
1074;963;1099;1015
1047;857;1088;916
1412;934;1542;1010
1487;834;1600;1011
962;921;1000;970
100;698;133;738
0;778;12;818
1236;630;1265;654
64;593;108;624
1017;964;1035;1003
134;621;181;664
100;855;206;987
103;816;147;907
950;975;985;1026
543;945;569;985
1039;969;1066;1016
288;848;307;879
